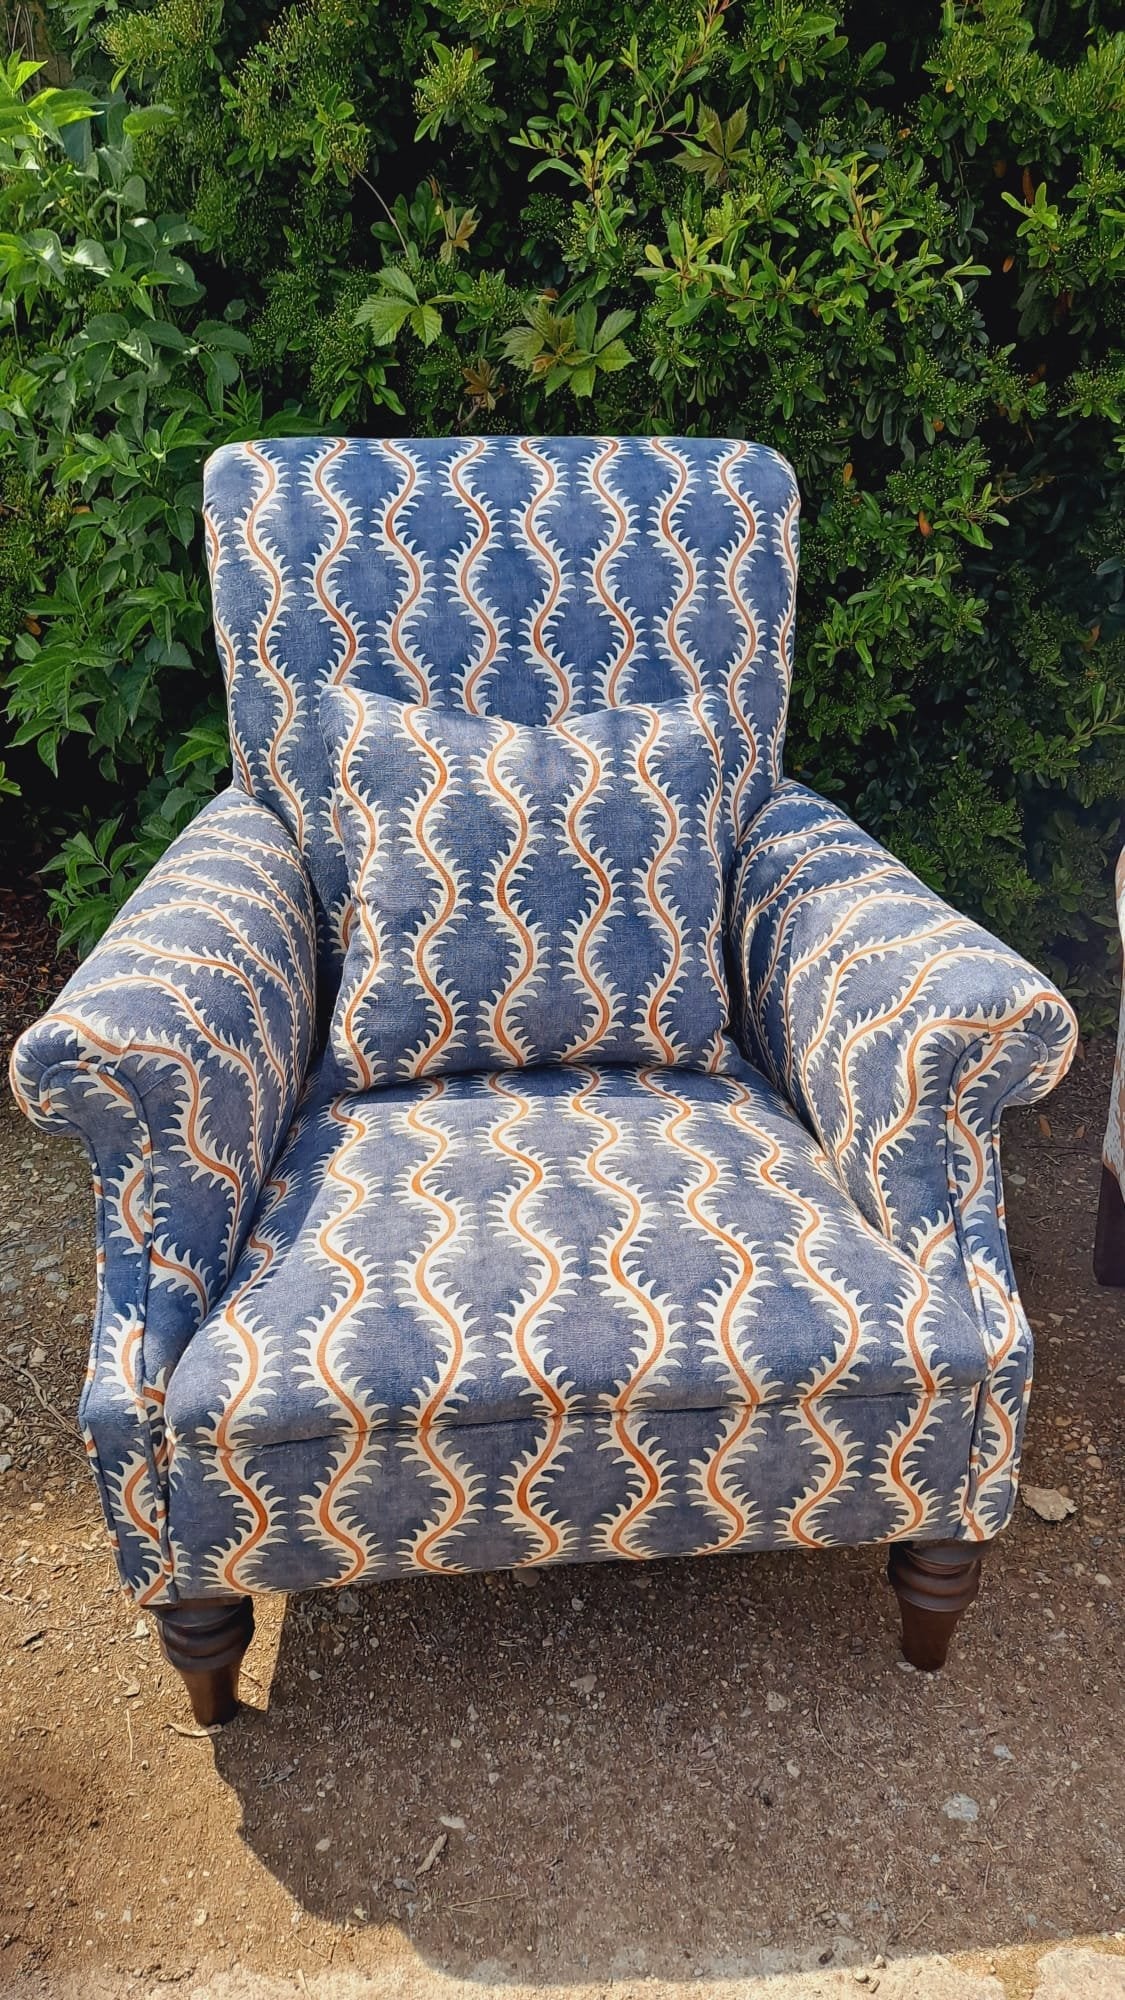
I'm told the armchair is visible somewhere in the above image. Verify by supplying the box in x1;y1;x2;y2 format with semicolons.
11;435;1077;1725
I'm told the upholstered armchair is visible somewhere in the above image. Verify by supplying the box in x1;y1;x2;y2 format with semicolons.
1095;848;1125;1285
10;436;1077;1725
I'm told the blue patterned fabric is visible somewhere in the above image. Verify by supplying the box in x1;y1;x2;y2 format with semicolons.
322;687;732;1085
202;435;799;980
8;435;1078;1611
163;1053;991;1593
1104;848;1125;1201
730;780;1077;1537
9;790;316;1601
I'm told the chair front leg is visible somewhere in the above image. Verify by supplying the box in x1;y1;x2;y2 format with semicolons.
153;1596;255;1726
888;1541;991;1671
1094;1164;1125;1286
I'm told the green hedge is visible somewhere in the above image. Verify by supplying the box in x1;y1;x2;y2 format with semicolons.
1;1;1123;1001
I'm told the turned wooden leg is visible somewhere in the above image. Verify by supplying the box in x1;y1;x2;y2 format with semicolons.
888;1540;989;1672
153;1595;255;1726
1094;1163;1125;1286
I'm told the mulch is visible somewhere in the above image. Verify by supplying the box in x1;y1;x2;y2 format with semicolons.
0;880;77;1051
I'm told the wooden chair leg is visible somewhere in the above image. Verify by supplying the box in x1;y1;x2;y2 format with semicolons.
1094;1162;1125;1286
888;1540;988;1671
153;1595;255;1726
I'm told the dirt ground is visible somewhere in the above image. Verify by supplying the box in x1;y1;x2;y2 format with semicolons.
1;928;1123;2000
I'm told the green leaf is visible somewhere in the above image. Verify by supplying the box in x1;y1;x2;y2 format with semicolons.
377;265;421;303
123;105;177;137
356;295;412;343
594;338;633;373
70;239;112;277
573;302;597;351
596;307;635;346
414;302;444;346
28;86;95;130
501;325;546;369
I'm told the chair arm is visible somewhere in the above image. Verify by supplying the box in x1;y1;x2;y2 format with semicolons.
9;787;317;1601
729;782;1077;1257
728;782;1078;1541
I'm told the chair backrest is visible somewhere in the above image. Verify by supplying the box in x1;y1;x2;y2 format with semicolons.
203;434;800;983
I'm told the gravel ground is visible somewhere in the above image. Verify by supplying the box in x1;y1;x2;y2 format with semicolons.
1;962;1123;2000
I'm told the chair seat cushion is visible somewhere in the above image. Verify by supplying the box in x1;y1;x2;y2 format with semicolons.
164;1054;995;1584
166;1053;990;1462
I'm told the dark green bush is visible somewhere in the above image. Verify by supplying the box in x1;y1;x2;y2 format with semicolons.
1;2;1123;1003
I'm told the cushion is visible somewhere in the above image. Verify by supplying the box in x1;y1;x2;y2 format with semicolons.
164;1053;991;1588
321;686;733;1087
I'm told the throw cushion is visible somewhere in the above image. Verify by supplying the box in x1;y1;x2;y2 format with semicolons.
321;686;733;1086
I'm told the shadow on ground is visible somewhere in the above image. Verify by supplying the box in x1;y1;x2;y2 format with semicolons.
212;1528;1120;1980
1;1043;1122;1996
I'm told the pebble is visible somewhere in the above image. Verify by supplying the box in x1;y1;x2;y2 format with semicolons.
942;1794;980;1823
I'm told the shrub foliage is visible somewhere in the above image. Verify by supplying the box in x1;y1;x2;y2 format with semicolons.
1;1;1123;994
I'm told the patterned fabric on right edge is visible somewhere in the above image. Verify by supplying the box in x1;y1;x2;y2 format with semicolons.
1104;848;1125;1199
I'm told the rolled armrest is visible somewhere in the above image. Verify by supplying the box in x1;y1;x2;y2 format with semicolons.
728;782;1077;1539
729;782;1077;1256
9;787;317;1600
